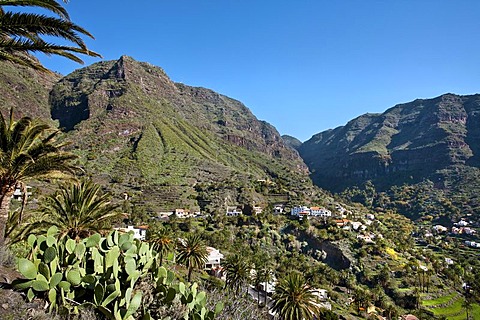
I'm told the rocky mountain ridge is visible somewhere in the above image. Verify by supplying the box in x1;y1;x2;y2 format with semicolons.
299;93;480;197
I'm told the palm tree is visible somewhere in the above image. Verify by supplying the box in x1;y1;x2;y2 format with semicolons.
176;234;208;282
223;253;251;295
27;179;122;240
0;0;100;72
270;272;320;320
0;108;77;242
353;288;368;315
147;226;174;266
384;303;397;320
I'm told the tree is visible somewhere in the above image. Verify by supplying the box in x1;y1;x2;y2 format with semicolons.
353;288;369;314
27;179;122;240
147;225;174;266
384;303;398;320
176;234;208;282
0;0;100;72
0;109;76;242
270;272;320;320
223;253;251;296
462;297;473;320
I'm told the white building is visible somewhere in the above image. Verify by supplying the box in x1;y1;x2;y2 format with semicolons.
454;220;469;227
273;204;285;214
253;206;263;215
11;186;32;200
115;225;148;241
465;241;480;248
433;225;448;233
310;207;332;218
205;246;224;270
226;206;242;216
291;206;310;217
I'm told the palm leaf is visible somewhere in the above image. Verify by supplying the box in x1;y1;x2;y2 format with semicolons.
0;0;70;20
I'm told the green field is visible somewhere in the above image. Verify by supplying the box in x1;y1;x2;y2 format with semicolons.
423;293;480;320
422;293;457;307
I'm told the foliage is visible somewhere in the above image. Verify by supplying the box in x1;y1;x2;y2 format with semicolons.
223;253;251;294
177;234;208;282
26;179;122;240
146;224;174;266
0;108;76;241
0;0;100;72
270;272;320;320
13;227;221;319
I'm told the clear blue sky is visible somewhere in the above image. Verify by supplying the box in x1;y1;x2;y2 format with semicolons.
35;1;480;142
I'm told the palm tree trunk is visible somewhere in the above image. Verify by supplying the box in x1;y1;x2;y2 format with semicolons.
0;188;14;243
188;267;193;282
264;286;267;307
257;287;260;306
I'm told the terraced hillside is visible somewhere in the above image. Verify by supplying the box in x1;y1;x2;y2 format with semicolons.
422;292;480;319
47;56;314;214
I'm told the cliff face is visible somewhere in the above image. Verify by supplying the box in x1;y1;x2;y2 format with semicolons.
48;56;310;212
299;94;480;192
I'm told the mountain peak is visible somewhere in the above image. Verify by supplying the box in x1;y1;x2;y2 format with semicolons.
48;57;309;211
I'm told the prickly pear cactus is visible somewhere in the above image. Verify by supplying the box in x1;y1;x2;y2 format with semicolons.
13;226;222;319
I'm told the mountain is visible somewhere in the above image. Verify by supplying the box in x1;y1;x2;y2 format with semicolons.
0;60;60;120
46;56;316;214
282;135;302;150
299;93;480;204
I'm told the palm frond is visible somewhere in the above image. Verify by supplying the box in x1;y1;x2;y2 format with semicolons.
0;0;101;71
1;12;95;46
0;0;70;20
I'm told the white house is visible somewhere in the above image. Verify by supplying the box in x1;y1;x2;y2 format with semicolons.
357;234;375;244
226;206;242;216
205;246;224;270
291;206;310;217
253;206;263;215
11;186;32;200
273;204;285;214
312;289;331;310
454;220;469;227
157;212;174;221
115;225;148;241
310;207;332;218
465;241;480;248
464;227;477;235
433;225;448;233
351;221;366;231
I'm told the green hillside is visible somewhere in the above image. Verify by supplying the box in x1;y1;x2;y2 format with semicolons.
39;56;314;214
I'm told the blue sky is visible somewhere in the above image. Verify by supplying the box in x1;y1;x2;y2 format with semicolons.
35;1;480;141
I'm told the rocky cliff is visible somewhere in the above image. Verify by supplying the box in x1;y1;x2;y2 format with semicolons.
299;93;480;192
